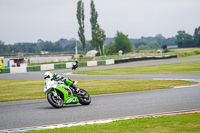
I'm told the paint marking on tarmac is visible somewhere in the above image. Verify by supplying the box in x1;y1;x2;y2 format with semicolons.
1;110;200;133
153;78;200;88
174;83;200;88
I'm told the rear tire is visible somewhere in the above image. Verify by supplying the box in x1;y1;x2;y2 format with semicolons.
47;92;63;108
78;89;91;105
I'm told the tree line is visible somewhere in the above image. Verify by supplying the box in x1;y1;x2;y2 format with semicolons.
105;33;175;55
1;25;199;56
176;26;200;48
105;26;200;54
0;33;174;56
0;39;93;55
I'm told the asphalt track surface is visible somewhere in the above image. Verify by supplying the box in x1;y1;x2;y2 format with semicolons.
0;57;200;130
1;85;200;130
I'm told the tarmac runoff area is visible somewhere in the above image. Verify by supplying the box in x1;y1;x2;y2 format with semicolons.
1;110;200;133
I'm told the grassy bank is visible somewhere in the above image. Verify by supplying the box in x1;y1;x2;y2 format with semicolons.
0;79;196;102
23;113;200;133
74;61;200;75
171;48;200;57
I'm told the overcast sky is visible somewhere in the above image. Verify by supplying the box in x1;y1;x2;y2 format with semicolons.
0;0;200;44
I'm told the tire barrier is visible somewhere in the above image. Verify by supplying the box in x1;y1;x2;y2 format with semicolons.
66;62;73;68
27;66;41;72
0;55;177;74
54;63;66;69
79;61;87;67
97;60;106;66
0;68;10;73
10;67;27;73
115;55;177;64
87;61;97;67
106;59;115;65
41;64;54;71
26;66;41;72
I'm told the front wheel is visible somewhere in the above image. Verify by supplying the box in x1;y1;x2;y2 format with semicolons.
47;92;63;108
78;89;91;105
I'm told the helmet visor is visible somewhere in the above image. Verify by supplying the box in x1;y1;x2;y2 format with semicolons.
44;75;50;79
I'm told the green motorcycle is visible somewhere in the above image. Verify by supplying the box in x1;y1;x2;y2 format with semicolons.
44;79;91;108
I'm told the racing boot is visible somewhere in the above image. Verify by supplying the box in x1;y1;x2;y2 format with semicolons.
70;83;81;95
70;83;87;98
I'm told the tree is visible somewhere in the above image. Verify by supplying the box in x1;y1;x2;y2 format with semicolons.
156;34;165;46
184;34;193;47
138;45;150;50
0;41;10;54
148;42;161;49
176;31;185;48
176;31;193;48
77;0;86;54
133;42;160;50
163;37;176;46
193;26;200;47
134;42;148;48
34;44;42;54
90;0;98;31
114;31;133;53
54;42;63;52
90;0;106;55
14;44;23;53
105;42;116;55
91;26;106;55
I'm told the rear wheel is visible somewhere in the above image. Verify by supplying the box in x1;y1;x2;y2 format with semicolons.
47;92;63;108
78;89;91;105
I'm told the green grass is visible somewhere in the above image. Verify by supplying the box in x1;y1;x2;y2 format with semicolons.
22;113;200;133
0;79;196;102
180;51;200;57
28;61;70;66
74;61;200;75
171;48;200;53
171;48;200;57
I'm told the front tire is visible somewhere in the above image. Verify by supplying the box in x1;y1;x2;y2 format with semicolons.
78;89;91;105
47;92;63;108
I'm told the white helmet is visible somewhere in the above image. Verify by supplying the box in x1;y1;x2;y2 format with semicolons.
43;71;53;79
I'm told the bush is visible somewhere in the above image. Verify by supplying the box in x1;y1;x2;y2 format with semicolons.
162;48;170;53
181;50;200;57
194;50;200;55
79;54;84;58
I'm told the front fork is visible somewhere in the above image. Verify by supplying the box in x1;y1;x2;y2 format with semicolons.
51;88;57;97
51;89;62;101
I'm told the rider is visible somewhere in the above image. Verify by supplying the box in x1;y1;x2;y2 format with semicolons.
44;71;80;94
72;59;78;70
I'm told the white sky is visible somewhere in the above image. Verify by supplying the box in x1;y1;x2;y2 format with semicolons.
0;0;200;44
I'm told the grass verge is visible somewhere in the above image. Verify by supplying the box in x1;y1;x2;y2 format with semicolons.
28;61;69;66
0;79;196;102
22;113;200;133
74;61;200;75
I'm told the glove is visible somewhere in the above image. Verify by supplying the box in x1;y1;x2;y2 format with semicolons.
59;76;64;80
